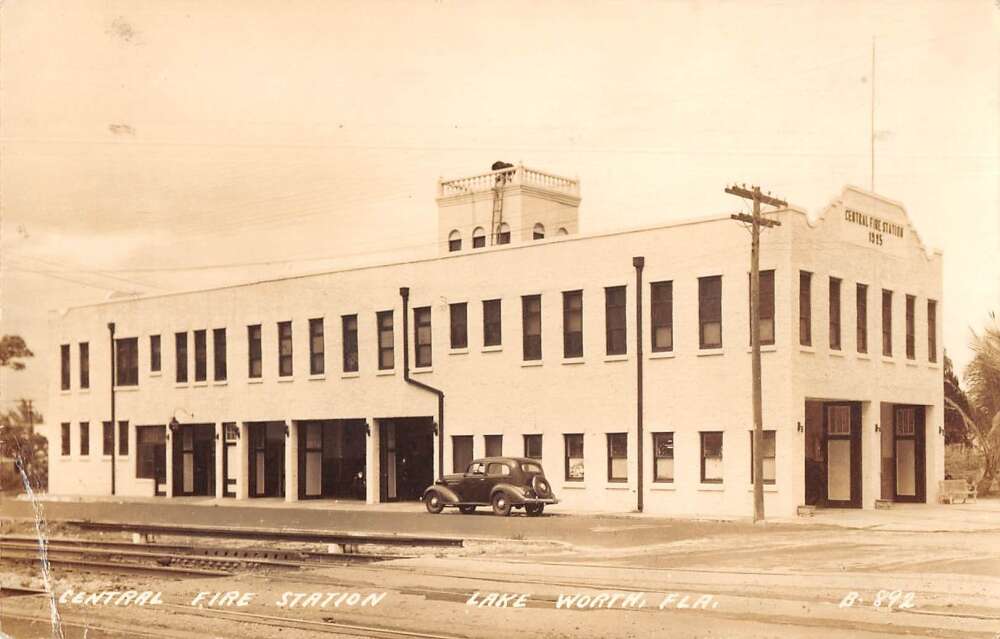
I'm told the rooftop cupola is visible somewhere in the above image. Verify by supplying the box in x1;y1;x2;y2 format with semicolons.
437;162;581;254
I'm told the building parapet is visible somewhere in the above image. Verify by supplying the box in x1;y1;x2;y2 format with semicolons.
437;164;579;198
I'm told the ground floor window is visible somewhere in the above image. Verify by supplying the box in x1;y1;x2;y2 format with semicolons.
102;422;113;456
79;422;89;456
61;423;70;456
452;435;473;473
749;430;776;484
484;434;502;457
607;433;627;482
564;434;584;481
136;426;166;480
524;434;542;460
653;432;674;482
700;431;723;483
119;421;129;456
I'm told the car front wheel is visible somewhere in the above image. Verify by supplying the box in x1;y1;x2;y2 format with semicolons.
491;492;512;517
525;504;544;517
425;492;444;514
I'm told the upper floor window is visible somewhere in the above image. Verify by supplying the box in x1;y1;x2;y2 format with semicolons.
882;289;893;356
605;286;627;355
563;290;583;358
414;306;432;368
799;271;812;346
651;281;673;352
449;303;467;350
448;230;462;252
247;325;262;378
193;329;207;382
115;337;138;386
342;315;359;372
533;223;545;240
483;299;502;347
377;311;394;370
556;227;569;236
928;300;938;363
60;344;70;390
79;342;90;389
522;295;542;360
698;275;722;349
150;335;161;372
856;284;868;353
496;223;511;245
277;321;293;377
749;270;775;346
472;227;486;249
213;328;227;381
175;332;188;383
309;318;324;375
905;294;916;360
829;277;842;350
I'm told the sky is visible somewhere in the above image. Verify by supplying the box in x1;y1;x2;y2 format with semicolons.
1;0;998;409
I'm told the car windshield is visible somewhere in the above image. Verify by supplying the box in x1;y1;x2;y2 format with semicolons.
520;462;543;474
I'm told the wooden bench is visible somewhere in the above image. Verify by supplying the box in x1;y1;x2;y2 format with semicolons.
939;479;977;504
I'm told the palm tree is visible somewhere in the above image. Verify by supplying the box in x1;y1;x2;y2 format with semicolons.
945;317;1000;495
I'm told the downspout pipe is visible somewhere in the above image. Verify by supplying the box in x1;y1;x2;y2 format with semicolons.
400;287;445;480
633;257;644;512
108;322;117;496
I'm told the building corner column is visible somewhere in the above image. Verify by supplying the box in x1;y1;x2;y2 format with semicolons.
164;427;174;498
366;418;380;504
236;422;249;499
215;422;225;499
285;421;299;502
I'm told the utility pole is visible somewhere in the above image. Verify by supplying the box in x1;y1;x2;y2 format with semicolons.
727;184;786;524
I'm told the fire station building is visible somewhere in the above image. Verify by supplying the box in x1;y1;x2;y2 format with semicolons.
47;164;944;518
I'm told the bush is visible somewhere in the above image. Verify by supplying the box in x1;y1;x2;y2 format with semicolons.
945;444;984;485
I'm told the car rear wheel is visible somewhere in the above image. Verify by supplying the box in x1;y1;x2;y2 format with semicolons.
525;504;544;517
425;491;444;514
491;492;512;517
459;505;476;514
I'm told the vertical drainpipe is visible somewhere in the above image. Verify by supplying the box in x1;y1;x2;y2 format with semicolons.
108;322;117;496
633;257;644;512
399;287;445;479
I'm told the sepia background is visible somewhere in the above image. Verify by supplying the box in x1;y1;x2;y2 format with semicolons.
1;0;997;411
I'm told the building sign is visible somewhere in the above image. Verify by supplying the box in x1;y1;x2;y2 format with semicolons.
844;208;904;246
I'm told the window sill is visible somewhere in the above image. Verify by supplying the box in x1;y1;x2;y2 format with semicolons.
745;345;777;353
149;371;162;378
561;357;585;366
248;378;264;384
650;482;676;491
448;348;469;356
308;374;326;381
605;483;630;490
376;369;396;377
412;367;433;375
856;353;871;361
78;388;91;395
60;390;71;395
192;382;209;388
521;360;544;368
113;385;140;392
881;356;896;364
697;483;725;491
649;350;674;360
341;371;361;379
174;383;189;389
276;377;295;383
561;483;587;489
927;362;941;369
213;380;228;386
905;360;918;368
798;345;815;354
747;484;778;493
481;345;503;353
697;348;724;357
829;349;845;358
603;354;628;363
76;457;91;462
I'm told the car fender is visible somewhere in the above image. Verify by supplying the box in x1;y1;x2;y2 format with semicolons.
490;483;527;504
423;484;461;504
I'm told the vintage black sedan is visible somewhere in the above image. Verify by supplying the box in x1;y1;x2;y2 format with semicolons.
422;457;559;516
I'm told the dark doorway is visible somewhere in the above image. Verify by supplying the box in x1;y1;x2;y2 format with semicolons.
892;405;926;503
222;423;238;498
804;400;862;508
171;423;216;496
137;425;167;496
248;422;285;498
297;419;366;500
379;417;434;502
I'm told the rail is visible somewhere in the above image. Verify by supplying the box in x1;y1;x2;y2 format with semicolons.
438;164;579;197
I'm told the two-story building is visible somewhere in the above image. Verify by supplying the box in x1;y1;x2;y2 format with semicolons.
47;164;944;517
